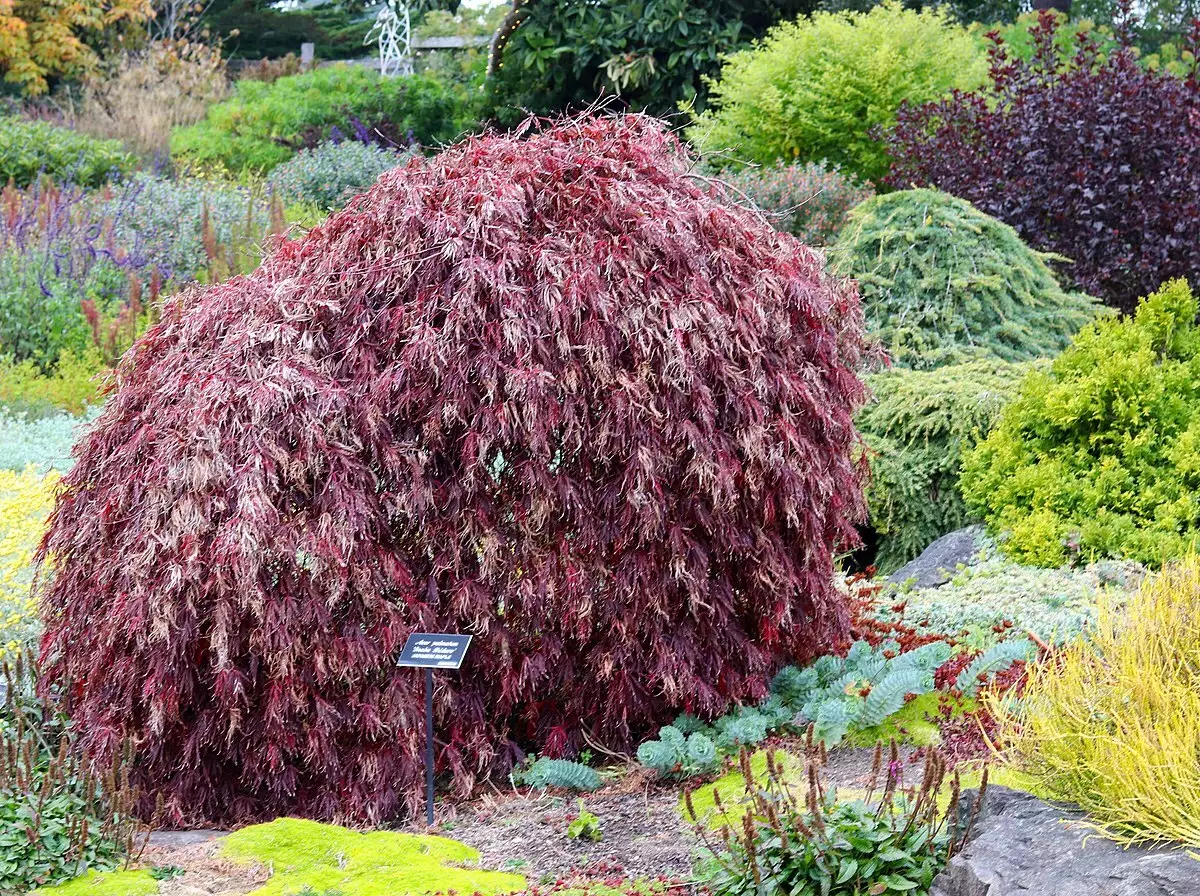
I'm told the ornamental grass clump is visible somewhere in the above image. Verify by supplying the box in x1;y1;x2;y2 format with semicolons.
38;114;869;825
998;557;1200;846
830;189;1099;370
963;278;1200;567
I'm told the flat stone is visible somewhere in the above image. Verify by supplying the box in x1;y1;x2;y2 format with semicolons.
887;526;983;589
147;830;227;849
932;786;1200;896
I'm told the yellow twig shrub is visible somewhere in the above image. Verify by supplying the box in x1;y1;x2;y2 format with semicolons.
998;558;1200;845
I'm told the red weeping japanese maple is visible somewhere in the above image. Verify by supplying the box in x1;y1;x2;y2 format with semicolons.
38;115;868;825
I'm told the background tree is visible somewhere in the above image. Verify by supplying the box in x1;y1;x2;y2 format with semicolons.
485;0;817;122
0;0;152;95
1071;0;1200;49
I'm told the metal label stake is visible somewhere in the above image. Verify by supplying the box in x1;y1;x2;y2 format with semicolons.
398;632;472;825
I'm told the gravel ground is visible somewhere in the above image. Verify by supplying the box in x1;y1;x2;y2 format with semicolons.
436;776;696;882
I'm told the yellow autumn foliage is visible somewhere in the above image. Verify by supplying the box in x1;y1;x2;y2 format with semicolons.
997;557;1200;846
0;0;152;95
0;465;57;656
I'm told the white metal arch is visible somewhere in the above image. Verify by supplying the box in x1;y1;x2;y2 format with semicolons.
365;1;414;78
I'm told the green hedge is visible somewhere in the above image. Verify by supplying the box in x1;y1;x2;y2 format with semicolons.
963;278;1200;567
171;65;478;173
859;359;1031;573
0;119;133;188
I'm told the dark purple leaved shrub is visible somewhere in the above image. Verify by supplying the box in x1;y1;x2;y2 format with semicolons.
887;12;1200;313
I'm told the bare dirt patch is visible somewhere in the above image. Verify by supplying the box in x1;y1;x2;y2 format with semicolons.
138;836;266;896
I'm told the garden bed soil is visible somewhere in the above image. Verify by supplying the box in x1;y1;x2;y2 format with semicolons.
418;744;920;882
133;745;920;892
138;837;268;896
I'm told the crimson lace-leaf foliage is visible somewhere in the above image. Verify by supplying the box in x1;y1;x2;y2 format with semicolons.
886;12;1200;314
37;115;869;826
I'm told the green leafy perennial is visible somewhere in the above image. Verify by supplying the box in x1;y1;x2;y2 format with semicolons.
691;745;982;896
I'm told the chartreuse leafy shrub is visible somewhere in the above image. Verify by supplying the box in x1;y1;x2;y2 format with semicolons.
0;348;104;416
171;65;478;174
963;278;1200;568
859;360;1032;573
0;119;133;188
690;745;982;896
999;558;1200;846
718;162;873;247
0;467;58;656
217;818;525;896
1;653;145;894
830;190;1100;370
689;3;986;183
875;531;1144;648
887;12;1200;314
40;115;869;825
267;140;405;210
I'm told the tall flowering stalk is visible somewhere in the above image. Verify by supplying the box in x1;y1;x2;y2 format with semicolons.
0;178;279;368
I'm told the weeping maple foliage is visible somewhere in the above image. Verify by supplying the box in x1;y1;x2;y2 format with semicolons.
38;115;868;826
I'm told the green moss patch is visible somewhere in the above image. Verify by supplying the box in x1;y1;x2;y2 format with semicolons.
219;818;526;896
30;869;159;896
681;750;805;827
531;875;682;896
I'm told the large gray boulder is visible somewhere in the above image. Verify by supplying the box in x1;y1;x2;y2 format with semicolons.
933;786;1200;895
886;526;984;589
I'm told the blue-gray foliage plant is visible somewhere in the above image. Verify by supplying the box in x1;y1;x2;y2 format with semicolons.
512;756;602;792
635;638;1022;780
266;140;407;210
